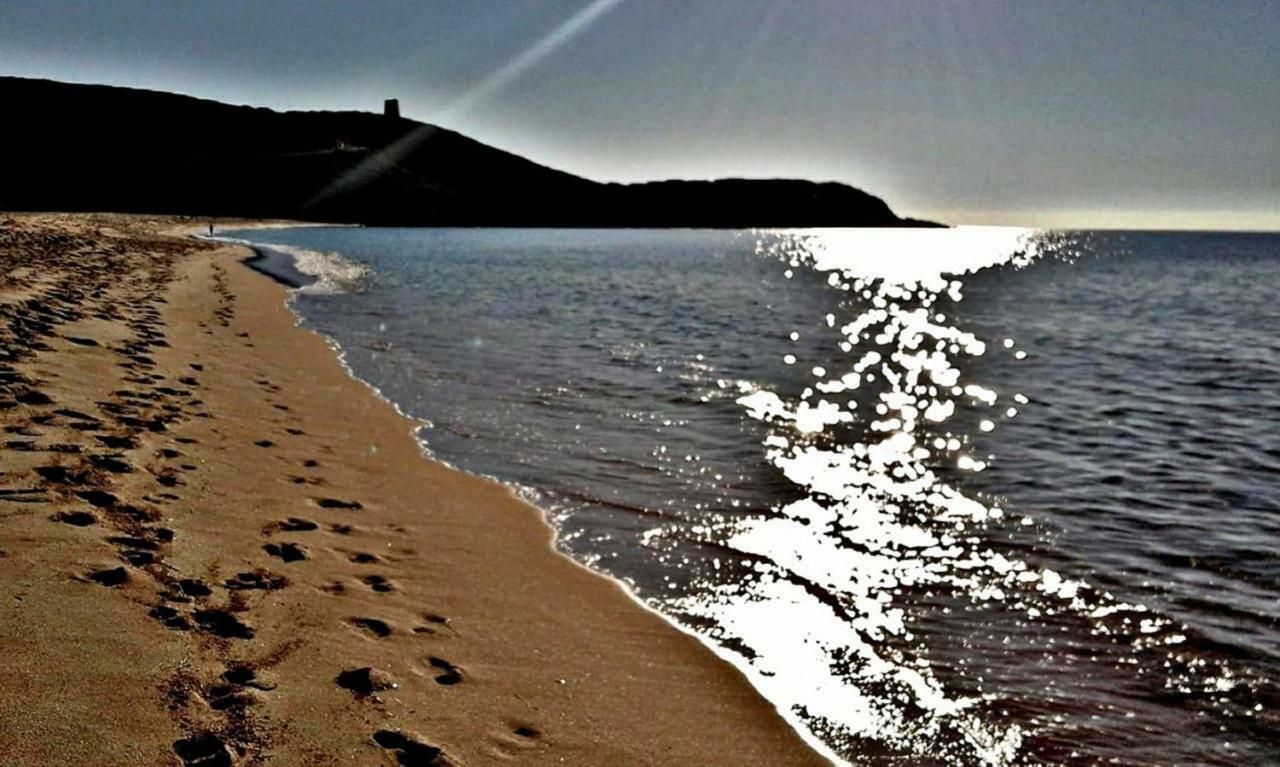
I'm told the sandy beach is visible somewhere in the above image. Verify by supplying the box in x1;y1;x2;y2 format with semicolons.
0;213;828;766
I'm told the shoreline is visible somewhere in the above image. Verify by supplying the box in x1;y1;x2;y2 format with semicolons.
225;228;848;764
0;213;832;766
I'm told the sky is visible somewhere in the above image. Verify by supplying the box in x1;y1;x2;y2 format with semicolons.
1;0;1276;229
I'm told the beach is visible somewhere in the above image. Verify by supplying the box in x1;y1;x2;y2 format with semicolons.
0;213;828;766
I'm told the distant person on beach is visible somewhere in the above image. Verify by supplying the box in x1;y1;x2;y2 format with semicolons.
208;223;214;236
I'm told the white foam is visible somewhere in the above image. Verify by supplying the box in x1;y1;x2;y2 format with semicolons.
273;243;370;294
202;233;370;294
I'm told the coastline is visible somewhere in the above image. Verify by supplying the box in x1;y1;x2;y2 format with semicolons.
227;229;852;765
0;213;831;765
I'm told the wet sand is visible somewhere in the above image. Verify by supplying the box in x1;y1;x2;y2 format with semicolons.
0;214;829;766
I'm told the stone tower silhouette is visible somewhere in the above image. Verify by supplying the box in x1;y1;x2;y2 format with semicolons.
383;98;400;119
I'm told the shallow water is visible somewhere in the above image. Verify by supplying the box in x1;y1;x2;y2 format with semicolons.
225;225;1280;765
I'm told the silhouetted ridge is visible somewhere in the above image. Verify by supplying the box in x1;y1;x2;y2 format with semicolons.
0;77;940;228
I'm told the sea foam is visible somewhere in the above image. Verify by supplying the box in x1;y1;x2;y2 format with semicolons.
270;243;370;294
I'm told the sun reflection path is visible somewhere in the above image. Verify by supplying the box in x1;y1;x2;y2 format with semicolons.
649;228;1197;765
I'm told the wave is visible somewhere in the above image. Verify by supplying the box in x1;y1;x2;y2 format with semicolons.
278;243;370;294
203;234;369;294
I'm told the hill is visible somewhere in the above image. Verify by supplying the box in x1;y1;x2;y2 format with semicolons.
0;77;939;228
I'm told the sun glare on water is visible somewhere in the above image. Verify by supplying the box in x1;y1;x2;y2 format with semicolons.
643;227;1230;764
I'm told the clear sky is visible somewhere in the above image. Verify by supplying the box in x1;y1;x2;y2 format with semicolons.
2;1;1276;229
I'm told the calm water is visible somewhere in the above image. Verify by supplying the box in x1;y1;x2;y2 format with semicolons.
224;226;1280;765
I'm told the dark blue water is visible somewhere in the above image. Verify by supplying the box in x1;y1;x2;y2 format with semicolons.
224;226;1280;765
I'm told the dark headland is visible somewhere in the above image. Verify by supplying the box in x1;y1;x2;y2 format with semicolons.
0;76;940;228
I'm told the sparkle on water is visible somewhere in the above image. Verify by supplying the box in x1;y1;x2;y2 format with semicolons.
646;227;1244;764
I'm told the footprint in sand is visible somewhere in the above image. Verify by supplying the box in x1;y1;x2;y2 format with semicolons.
87;566;129;587
154;469;184;487
117;547;157;567
76;489;118;507
51;510;96;526
263;542;308;563
425;657;463;686
205;676;265;713
360;574;396;593
335;666;397;696
172;732;235;767
371;730;451;767
87;454;133;473
413;613;455;637
487;722;544;759
149;605;192;631
222;665;277;691
318;580;347;595
194;668;277;718
35;465;94;485
314;497;363;510
193;608;254;639
224;570;289;591
14;388;54;406
172;578;212;600
106;534;160;552
346;617;393;639
110;503;162;523
264;517;318;533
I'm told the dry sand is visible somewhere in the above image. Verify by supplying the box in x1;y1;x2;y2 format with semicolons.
0;213;829;766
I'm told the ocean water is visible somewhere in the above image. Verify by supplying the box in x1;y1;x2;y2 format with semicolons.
223;226;1280;765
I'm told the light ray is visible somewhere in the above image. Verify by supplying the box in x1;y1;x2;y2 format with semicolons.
307;0;627;208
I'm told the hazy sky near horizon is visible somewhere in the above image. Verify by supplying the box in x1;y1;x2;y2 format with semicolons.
2;1;1276;228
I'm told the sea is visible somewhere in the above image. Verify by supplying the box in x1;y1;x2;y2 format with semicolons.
220;225;1280;766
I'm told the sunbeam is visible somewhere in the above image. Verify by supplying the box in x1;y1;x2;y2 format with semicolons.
305;0;627;209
